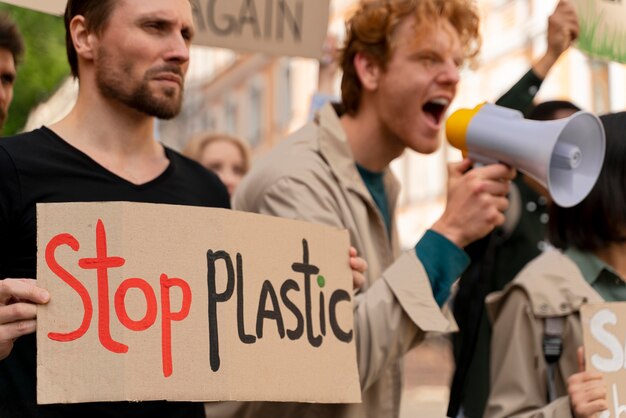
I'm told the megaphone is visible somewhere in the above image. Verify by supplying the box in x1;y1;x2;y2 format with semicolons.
446;103;605;208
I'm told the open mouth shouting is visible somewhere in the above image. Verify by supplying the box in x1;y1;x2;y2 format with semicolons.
423;97;450;129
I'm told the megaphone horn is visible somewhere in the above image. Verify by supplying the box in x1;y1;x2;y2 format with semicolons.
446;103;605;208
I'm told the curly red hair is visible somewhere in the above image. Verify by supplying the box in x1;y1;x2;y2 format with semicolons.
340;0;481;115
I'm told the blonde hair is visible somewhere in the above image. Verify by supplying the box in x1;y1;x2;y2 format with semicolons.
183;133;251;174
340;0;481;115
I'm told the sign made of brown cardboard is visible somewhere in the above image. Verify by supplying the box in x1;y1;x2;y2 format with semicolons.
36;202;360;405
581;302;626;415
0;0;65;15
191;0;330;58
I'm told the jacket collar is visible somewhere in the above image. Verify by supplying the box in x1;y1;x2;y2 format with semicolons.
487;249;604;321
315;103;401;207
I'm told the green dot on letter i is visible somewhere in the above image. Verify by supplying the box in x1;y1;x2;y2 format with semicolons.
317;275;326;288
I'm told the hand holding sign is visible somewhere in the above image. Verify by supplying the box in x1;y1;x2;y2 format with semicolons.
568;347;608;418
0;279;49;360
349;247;367;291
547;0;580;59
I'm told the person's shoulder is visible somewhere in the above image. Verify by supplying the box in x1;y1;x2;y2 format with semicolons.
0;127;49;153
233;123;339;211
252;124;330;183
237;138;332;206
488;250;592;320
0;128;52;171
512;250;578;288
165;146;222;183
164;146;230;207
165;146;204;169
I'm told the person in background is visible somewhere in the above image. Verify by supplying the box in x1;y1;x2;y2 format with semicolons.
485;112;625;418
449;101;581;418
183;133;251;196
230;0;516;417
495;0;579;115
448;1;580;415
0;12;24;133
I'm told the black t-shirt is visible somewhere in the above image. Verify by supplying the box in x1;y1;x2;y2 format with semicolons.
0;127;230;418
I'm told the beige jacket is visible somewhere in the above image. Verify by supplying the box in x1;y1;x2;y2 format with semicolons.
485;250;603;418
209;103;454;418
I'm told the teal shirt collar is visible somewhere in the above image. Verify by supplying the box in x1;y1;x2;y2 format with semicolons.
564;247;626;302
564;247;620;285
355;163;391;238
356;163;385;183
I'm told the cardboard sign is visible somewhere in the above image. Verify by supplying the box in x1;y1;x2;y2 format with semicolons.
2;0;330;58
0;0;65;15
581;302;626;416
191;0;330;58
36;202;360;405
573;0;626;64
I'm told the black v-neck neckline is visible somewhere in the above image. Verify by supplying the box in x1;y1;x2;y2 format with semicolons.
40;126;174;190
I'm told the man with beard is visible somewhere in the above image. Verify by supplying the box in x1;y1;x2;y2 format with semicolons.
0;1;229;417
0;12;24;133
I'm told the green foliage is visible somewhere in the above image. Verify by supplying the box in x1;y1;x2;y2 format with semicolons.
0;4;68;135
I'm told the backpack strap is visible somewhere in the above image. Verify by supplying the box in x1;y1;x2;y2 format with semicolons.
543;316;565;403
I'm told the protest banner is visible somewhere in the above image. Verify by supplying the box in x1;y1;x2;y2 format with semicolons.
573;0;626;64
0;0;65;15
1;0;330;59
36;202;360;405
581;302;626;417
191;0;330;58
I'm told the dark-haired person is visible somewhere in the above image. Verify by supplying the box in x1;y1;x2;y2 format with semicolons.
449;100;581;417
0;0;230;417
484;112;626;418
0;12;24;132
231;0;515;417
448;5;581;414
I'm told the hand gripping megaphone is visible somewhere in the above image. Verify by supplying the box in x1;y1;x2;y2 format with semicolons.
446;103;606;208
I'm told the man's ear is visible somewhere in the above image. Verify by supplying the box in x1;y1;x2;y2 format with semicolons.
353;52;381;91
70;16;97;62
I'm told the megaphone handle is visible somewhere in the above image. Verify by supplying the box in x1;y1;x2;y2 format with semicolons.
469;161;519;235
468;152;500;166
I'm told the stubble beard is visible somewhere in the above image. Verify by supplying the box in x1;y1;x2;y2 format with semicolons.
95;49;184;120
